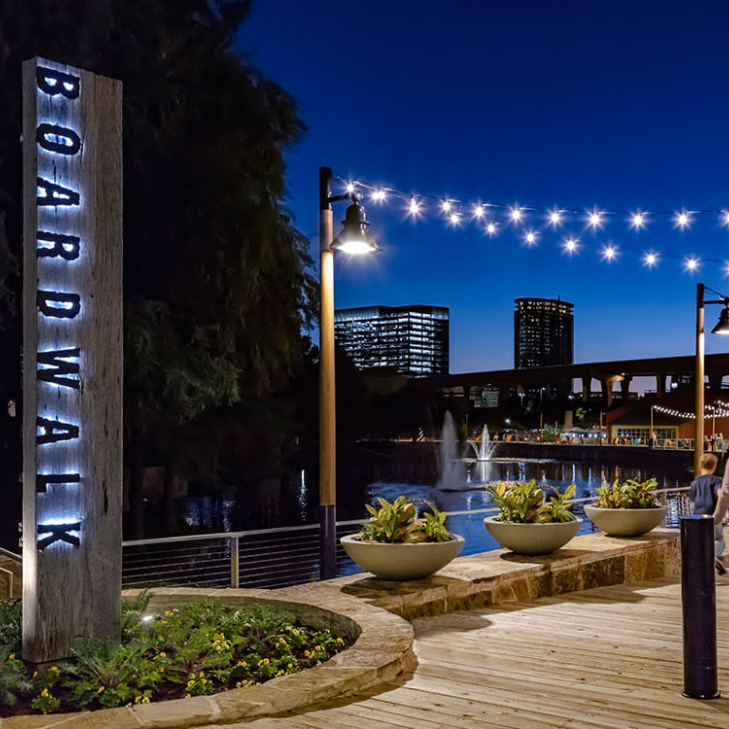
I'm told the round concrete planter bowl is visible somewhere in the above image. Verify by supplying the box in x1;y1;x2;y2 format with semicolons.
584;504;668;537
484;516;582;555
341;534;465;580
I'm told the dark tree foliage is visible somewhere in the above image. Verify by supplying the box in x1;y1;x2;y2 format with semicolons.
0;0;316;539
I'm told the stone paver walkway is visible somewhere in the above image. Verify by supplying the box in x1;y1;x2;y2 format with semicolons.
204;578;729;729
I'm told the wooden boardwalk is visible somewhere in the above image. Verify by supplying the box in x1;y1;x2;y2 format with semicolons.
221;578;729;729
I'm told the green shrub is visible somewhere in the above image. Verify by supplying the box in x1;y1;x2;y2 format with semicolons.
357;496;453;543
0;598;351;717
594;478;658;509
0;600;21;653
490;481;576;523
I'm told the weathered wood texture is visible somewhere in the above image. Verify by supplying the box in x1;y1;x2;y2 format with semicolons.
22;57;122;662
237;579;729;729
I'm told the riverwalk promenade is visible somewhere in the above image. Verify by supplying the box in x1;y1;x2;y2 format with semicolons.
230;577;729;729
3;530;728;729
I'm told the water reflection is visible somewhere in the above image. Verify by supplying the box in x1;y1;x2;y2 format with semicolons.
177;457;690;549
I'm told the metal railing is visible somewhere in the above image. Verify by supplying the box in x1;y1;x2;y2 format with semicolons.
0;547;21;599
121;487;692;592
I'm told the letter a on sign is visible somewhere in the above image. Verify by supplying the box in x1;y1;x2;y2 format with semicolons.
22;57;122;663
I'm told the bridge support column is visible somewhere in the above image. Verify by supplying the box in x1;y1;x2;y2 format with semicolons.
708;374;722;394
581;377;591;402
600;379;613;407
620;376;633;401
655;374;667;396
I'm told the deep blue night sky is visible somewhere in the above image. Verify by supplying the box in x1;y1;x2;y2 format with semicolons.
239;0;729;379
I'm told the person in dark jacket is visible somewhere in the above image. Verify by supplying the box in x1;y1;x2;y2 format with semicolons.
690;452;725;574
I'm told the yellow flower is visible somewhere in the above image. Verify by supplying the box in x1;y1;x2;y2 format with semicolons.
32;671;38;678
8;653;14;660
287;663;293;669
336;637;344;645
159;652;166;658
40;689;49;697
97;687;105;694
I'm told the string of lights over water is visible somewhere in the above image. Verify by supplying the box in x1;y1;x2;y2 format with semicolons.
335;174;729;274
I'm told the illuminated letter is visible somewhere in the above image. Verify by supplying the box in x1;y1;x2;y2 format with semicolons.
36;473;80;494
37;522;81;549
36;123;81;156
37;416;79;445
36;66;80;99
37;348;80;389
37;290;81;319
37;231;80;261
37;177;80;206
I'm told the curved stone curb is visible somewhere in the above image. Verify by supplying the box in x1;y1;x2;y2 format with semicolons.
0;588;415;729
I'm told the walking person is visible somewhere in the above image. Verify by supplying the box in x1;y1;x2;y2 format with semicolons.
690;453;726;574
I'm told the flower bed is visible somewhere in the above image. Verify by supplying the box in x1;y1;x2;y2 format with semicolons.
0;591;352;717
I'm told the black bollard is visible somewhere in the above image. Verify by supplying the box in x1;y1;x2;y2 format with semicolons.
681;515;720;699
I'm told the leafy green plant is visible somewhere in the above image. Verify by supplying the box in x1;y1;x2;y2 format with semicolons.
594;478;658;509
0;600;21;653
0;648;32;708
357;497;453;543
66;640;159;708
0;598;351;717
489;481;576;523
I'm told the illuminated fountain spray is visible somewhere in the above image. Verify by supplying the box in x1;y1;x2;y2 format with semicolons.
467;424;497;461
436;412;467;490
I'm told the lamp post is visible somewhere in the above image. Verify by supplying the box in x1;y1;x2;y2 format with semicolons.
318;167;377;580
695;283;729;474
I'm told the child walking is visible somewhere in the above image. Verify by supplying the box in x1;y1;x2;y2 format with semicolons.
690;452;726;575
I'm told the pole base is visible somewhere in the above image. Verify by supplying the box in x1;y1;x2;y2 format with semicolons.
682;690;721;700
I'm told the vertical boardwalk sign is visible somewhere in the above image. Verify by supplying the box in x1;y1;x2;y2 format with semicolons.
22;58;122;662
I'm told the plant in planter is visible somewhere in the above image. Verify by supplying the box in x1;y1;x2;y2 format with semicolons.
341;497;464;580
584;478;667;537
484;481;581;555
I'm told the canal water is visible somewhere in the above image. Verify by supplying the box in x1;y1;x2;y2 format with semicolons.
178;456;693;558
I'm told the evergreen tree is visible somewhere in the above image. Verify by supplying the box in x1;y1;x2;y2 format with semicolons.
0;0;316;539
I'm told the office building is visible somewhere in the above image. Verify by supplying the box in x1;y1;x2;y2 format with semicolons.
334;305;449;376
514;297;574;368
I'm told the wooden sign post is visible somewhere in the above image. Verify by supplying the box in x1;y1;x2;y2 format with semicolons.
22;58;122;662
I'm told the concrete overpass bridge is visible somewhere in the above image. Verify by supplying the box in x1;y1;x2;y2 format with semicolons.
420;353;729;407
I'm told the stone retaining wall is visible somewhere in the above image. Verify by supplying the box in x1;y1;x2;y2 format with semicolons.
331;529;680;620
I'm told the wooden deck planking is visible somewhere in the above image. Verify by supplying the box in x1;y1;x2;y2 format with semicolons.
212;579;729;729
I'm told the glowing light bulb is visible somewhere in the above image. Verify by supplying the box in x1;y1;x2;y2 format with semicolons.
675;211;691;229
644;251;658;267
372;189;386;202
602;244;617;261
631;212;645;229
449;212;460;226
564;237;579;254
346;182;356;194
510;206;522;223
408;198;421;217
723;211;729;227
486;222;497;236
549;209;562;226
442;200;452;212
588;211;603;228
724;261;729;277
473;204;485;219
685;256;700;271
525;230;537;246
